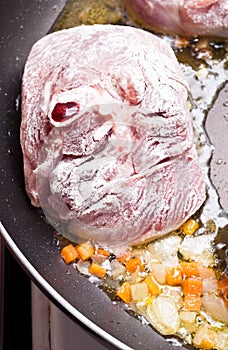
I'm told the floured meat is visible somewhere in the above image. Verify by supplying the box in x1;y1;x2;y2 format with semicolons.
20;25;205;248
122;0;228;37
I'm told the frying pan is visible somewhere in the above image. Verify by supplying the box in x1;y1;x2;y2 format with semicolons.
0;1;227;349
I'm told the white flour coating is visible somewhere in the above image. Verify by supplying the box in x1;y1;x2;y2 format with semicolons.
20;25;205;248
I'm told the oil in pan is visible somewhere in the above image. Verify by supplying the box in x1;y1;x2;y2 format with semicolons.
52;0;130;31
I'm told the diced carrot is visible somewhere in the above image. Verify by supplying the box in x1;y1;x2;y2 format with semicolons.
117;249;132;263
184;295;201;312
76;241;95;261
116;282;132;304
144;276;161;296
96;248;110;257
166;266;183;286
218;276;228;308
125;257;144;273
89;263;106;278
60;244;78;264
182;278;202;312
181;219;199;235
182;278;202;297
180;262;200;278
180;262;215;280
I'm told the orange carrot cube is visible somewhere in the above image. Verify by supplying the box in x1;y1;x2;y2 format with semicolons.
144;276;161;295
184;295;201;312
117;249;132;263
89;263;106;278
96;248;110;257
182;278;202;297
181;219;199;235
116;282;132;304
180;262;200;278
125;257;144;273
166;266;183;285
76;241;95;261
60;244;78;264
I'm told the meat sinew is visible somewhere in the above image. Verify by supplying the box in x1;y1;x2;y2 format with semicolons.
20;25;205;248
122;0;228;37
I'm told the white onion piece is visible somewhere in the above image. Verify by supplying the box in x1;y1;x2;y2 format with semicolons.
110;259;126;279
193;324;217;349
216;330;228;350
148;235;181;261
149;263;167;284
202;278;218;294
201;294;228;324
76;260;91;276
146;295;180;335
179;233;215;266
179;311;197;324
131;282;148;302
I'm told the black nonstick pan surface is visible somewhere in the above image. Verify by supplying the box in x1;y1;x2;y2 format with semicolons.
0;1;227;350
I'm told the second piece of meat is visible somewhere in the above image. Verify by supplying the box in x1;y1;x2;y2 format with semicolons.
122;0;228;37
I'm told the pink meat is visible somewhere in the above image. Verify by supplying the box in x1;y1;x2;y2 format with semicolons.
122;0;228;37
20;25;205;248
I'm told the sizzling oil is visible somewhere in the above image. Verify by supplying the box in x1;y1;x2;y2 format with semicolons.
51;0;130;31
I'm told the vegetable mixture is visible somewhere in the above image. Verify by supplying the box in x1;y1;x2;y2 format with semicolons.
60;218;228;350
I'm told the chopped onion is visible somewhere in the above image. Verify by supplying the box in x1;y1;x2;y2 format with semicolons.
193;324;217;349
216;330;228;350
148;235;181;261
131;282;148;302
201;294;228;324
202;278;218;294
179;311;197;324
149;263;167;284
179;233;216;266
146;295;180;335
76;260;91;276
110;259;126;279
